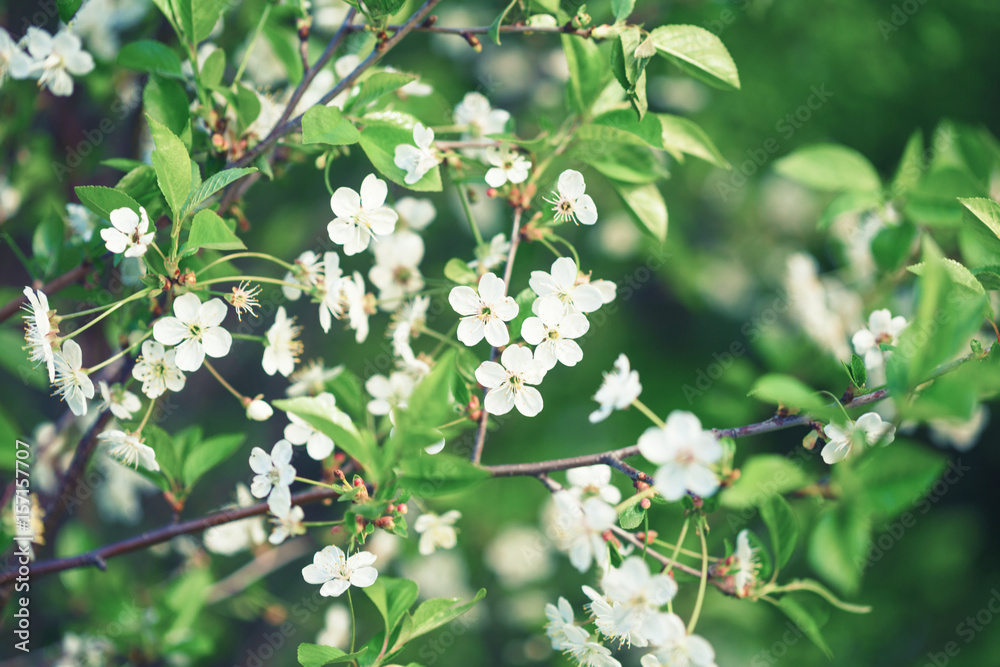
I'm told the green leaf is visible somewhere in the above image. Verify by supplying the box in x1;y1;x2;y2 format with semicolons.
808;504;871;596
610;26;646;91
870;220;917;271
174;0;228;44
973;266;1000;291
854;438;947;521
144;76;191;142
561;34;607;113
404;349;459;431
611;181;668;242
142;424;180;485
648;25;740;90
488;0;518;45
57;0;84;23
592;109;664;149
904;167;985;227
352;72;417;111
398;453;490;497
272;397;379;478
444;258;478;285
359;124;442;191
117;41;184;78
619;502;645;530
396;589;487;647
850;353;867;389
297;644;368;667
890;130;925;196
186;209;246;251
235;83;262;131
773;144;881;192
720;455;813;509
658;114;729;168
761;495;798;569
959;197;1000;241
775;595;833;658
748;374;838;420
264;22;304;85
362;577;419;633
181;433;246;489
584;143;666;184
302;106;361;146
200;48;226;88
74;186;143;222
612;0;636;21
147;115;192;222
908;258;986;296
183;167;258;216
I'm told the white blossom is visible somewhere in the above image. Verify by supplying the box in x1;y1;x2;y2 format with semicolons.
454;92;510;154
567;465;622;504
590;354;642;423
545;597;589;651
269;504;306;545
640;613;718;667
100;206;154;257
468;233;510;273
316;604;352;649
731;529;759;598
366;371;416;416
585;556;678;648
484;525;554;588
547;491;616;572
341;271;371;343
484;147;531;187
246;398;273;421
132;340;186;398
100;429;159;472
394;122;439;185
283;250;324;301
568;639;623;667
475;345;546;417
328;174;398;255
66;203;96;241
852;309;907;370
152;293;232;372
53;340;94;416
369;231;424;311
530;257;603;314
26;27;94;97
413;510;461;555
637;411;722;501
284;392;340;460
318;251;344;333
546;169;598;225
263;306;302;377
203;484;267;555
249;439;296;515
449;272;518;347
287;360;342;397
0;28;32;85
21;287;56;382
302;545;379;597
821;412;896;464
395;197;436;231
389;296;430;362
521;297;590;370
98;381;141;420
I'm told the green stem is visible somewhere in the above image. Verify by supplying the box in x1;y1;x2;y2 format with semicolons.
203;359;246;402
768;579;872;614
59;289;153;341
347;589;356;654
87;331;153;374
458;186;485;246
613;486;657;513
234;4;273;85
302;520;345;527
323;150;336;197
632;398;666;429
537;236;563;258
652;538;717;562
664;518;690;574
421;327;462;349
294;476;345;492
231;333;266;342
196;252;296;276
197;275;306;291
687;524;709;634
136;399;156;435
548;232;581;268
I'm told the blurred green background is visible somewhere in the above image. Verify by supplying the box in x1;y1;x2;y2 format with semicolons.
2;0;1000;665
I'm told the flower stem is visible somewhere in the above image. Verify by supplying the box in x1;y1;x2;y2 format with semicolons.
613;485;657;513
652;538;717;562
197;275;306;291
196;254;296;276
136;399;156;435
234;4;273;85
231;333;265;342
59;288;153;341
203;359;246;402
421;327;462;348
347;589;356;654
87;331;153;374
687;523;710;634
547;232;581;268
458;186;485;246
664;518;690;574
632;398;666;428
294;476;345;492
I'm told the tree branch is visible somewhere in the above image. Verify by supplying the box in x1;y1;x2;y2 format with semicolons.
344;23;596;38
0;485;342;585
0;263;92;324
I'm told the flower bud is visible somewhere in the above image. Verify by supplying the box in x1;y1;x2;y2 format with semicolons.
245;397;273;421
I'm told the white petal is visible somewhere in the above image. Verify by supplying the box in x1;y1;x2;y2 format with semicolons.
557;169;586;198
330;187;361;218
514;387;543;417
173;338;205;372
475;361;507;388
484;385;515;415
172;293;202;323
201;326;232;358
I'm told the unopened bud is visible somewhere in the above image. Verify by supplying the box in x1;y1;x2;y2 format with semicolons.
486;187;498;198
245;397;273;421
635;480;650;491
212;133;227;149
396;504;408;515
640;498;651;509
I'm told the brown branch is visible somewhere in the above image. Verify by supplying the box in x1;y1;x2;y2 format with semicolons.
0;263;92;324
0;485;342;585
344;22;596;38
228;0;441;171
471;206;524;464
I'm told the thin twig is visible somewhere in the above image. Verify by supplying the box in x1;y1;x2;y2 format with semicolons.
343;23;596;37
0;263;92;323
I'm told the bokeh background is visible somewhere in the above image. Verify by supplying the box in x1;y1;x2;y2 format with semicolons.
1;0;1000;665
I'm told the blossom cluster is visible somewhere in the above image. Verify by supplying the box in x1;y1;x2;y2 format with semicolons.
0;26;94;96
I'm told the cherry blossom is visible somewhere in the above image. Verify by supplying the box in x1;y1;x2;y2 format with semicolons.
369;231;424;311
284;392;342;460
53;340;94;416
521;297;590;369
287;360;342;397
245;398;273;421
449;272;518;347
637;411;722;501
584;556;678;648
453;92;510;144
590;354;643;423
318;251;344;333
327;174;398;255
283;250;324;301
203;484;267;555
100;430;159;472
546;169;598;225
529;257;604;314
98;381;141;420
394;122;439;185
302;545;379;597
395;197;436;231
821;412;896;464
469;233;510;273
100;206;154;257
545;597;588;651
484;147;531;187
365;371;416;416
547;491;616;572
26;27;94;97
852;309;907;370
152;293;232;372
567;464;622;504
269;505;306;545
22;287;56;382
475;345;546;417
249;439;296;515
415;510;461;555
640;613;718;667
262;306;302;377
0;28;32;85
132;340;186;398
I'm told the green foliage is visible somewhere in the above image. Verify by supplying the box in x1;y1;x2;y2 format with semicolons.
808;504;871;596
359;124;442;191
721;455;813;509
147;115;192;222
185;209;246;252
302;107;362;146
761;495;798;569
773;144;881;192
749;374;839;420
184;167;258;216
612;181;668;242
397;453;492;497
298;645;369;667
561;34;607;114
116;41;184;79
648;25;740;90
74;186;143;222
